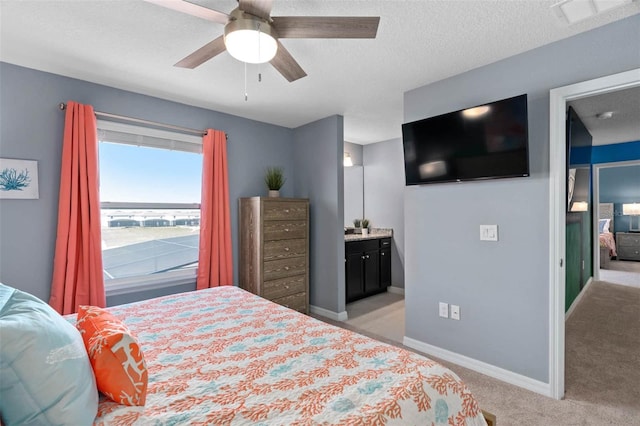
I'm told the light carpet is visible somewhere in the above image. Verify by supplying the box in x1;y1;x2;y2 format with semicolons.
600;259;640;288
313;283;640;425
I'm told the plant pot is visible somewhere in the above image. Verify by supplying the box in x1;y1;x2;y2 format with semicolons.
268;190;280;198
362;228;369;236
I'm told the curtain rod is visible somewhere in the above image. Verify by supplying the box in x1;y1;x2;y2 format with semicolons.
58;102;208;137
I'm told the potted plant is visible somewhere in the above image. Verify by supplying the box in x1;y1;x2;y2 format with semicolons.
353;218;362;233
361;218;370;236
264;166;286;197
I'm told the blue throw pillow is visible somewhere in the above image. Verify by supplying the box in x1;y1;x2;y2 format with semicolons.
0;283;98;425
598;219;609;234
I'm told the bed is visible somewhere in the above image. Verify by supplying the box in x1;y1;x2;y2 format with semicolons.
599;203;617;261
66;286;487;425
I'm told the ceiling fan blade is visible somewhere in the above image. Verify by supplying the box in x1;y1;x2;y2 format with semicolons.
270;42;307;82
174;35;227;68
238;0;273;21
272;16;380;38
142;0;229;25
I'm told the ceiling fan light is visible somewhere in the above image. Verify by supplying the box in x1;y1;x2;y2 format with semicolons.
224;15;278;64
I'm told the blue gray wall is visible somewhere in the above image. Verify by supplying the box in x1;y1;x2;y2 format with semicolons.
600;165;640;233
0;62;295;304
293;116;345;314
403;14;640;383
363;138;405;289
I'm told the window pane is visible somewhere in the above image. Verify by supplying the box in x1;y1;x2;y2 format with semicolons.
98;142;203;283
101;208;200;280
99;142;201;203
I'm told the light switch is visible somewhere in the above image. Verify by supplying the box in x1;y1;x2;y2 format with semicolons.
439;302;449;318
480;225;498;241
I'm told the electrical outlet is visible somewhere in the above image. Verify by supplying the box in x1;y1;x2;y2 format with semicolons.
439;302;449;318
451;305;460;320
480;225;498;241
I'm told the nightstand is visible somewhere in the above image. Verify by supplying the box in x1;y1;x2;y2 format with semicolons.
616;232;640;261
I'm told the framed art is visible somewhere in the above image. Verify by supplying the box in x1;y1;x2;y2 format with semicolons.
0;158;39;199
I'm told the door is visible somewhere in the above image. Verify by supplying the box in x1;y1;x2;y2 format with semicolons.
363;249;380;293
380;247;391;288
346;252;364;302
565;221;582;312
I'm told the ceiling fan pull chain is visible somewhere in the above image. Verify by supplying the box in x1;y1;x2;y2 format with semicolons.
244;62;248;101
258;24;262;83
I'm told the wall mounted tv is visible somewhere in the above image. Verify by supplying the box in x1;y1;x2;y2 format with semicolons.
402;94;530;185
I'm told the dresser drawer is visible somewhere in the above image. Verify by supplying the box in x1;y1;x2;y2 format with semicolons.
264;220;307;240
264;257;307;281
271;291;307;313
618;246;640;261
264;239;306;261
617;233;640;247
263;202;307;221
262;275;306;300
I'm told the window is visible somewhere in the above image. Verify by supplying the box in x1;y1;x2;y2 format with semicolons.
97;121;203;294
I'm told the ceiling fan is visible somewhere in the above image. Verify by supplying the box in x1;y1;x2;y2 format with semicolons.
144;0;380;82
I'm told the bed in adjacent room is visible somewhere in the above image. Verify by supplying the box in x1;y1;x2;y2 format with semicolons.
599;204;617;264
63;286;487;425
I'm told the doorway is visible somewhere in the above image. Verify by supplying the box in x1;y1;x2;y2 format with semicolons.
548;68;640;399
594;160;640;287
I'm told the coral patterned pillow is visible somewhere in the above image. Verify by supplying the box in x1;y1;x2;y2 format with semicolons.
76;305;148;406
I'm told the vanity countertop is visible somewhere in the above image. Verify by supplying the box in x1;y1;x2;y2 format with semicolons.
345;228;393;242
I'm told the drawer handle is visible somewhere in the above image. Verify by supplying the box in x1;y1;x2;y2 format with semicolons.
284;247;290;251
284;266;290;271
381;252;385;256
285;285;290;289
366;255;370;259
284;228;290;232
284;209;290;213
361;255;365;259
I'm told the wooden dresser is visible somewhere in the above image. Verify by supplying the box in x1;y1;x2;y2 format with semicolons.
239;197;309;314
616;232;640;261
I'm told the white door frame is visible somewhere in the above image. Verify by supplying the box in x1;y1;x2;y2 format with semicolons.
548;68;640;400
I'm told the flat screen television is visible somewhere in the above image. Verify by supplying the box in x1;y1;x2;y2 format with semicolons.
402;94;530;185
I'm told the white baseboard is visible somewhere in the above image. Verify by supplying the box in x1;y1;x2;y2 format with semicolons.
310;305;348;321
565;277;593;321
387;286;405;296
403;336;552;397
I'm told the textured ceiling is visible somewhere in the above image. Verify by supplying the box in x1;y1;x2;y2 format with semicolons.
1;0;639;144
568;86;640;146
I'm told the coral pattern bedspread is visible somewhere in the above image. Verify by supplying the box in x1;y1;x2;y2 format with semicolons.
70;287;486;425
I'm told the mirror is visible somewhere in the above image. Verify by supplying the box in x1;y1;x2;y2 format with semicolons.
569;167;590;212
344;165;364;227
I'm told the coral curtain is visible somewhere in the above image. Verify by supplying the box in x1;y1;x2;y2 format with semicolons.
196;129;233;289
49;101;106;314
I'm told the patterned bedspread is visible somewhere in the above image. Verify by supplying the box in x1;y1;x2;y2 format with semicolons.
599;232;617;257
69;286;487;425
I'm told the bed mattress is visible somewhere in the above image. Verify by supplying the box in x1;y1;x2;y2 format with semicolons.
68;286;486;425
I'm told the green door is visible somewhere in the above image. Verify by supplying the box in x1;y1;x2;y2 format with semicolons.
565;222;582;312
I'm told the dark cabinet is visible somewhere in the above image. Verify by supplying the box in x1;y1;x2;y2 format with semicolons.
346;252;364;302
380;250;391;288
345;238;391;303
363;249;380;293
